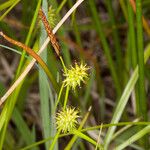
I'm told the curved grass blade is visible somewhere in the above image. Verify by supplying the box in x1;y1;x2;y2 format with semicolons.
104;43;150;148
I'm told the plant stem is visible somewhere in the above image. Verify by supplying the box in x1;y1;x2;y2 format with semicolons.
60;56;67;73
63;86;70;110
49;130;61;150
136;0;148;148
54;83;65;112
88;0;121;97
105;0;122;82
127;0;139;116
136;0;147;121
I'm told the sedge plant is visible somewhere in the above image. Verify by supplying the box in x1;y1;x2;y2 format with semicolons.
1;0;150;149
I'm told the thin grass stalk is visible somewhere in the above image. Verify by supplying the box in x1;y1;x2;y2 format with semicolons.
88;0;121;97
68;0;82;47
71;130;102;148
94;61;105;120
63;86;70;110
105;0;122;83
0;0;17;11
136;0;147;120
128;1;137;68
136;0;148;148
49;130;61;150
127;0;139;116
112;118;140;140
0;0;20;21
130;0;150;37
54;83;65;112
0;44;29;58
119;0;128;21
16;0;42;77
56;0;67;14
115;125;150;150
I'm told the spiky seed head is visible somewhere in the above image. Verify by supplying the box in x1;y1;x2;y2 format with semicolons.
63;62;90;90
55;107;79;133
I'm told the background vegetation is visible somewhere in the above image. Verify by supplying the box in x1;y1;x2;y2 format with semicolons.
0;0;150;149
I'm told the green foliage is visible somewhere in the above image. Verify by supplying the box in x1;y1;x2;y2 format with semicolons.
0;0;150;149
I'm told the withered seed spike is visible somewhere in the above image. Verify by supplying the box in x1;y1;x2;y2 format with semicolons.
0;32;48;71
39;8;60;56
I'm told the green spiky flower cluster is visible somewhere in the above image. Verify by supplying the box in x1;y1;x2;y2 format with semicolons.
63;62;90;90
48;6;57;28
56;107;79;133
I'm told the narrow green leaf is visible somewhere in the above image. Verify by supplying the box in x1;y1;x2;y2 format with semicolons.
104;43;150;148
115;125;150;150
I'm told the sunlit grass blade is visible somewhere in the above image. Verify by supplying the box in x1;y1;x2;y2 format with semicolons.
104;43;150;148
0;0;21;21
115;125;150;150
0;0;17;11
71;130;103;149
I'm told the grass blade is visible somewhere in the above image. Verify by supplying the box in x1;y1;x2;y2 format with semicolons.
115;125;150;150
39;2;51;149
104;43;150;148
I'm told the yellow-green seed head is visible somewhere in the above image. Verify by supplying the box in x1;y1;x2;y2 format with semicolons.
63;62;90;90
56;107;79;133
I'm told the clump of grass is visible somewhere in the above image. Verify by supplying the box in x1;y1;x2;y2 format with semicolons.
0;0;150;150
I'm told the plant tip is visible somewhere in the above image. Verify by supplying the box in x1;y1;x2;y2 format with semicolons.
88;106;92;112
0;31;3;36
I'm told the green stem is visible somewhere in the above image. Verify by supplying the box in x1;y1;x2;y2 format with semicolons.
16;0;41;77
0;0;16;11
20;121;150;150
48;130;61;150
119;0;128;21
136;0;148;148
127;0;139;122
56;0;67;14
63;86;70;110
136;0;147;120
60;56;67;73
0;0;21;21
54;83;65;112
66;130;103;149
128;2;137;68
105;0;122;81
88;0;121;97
